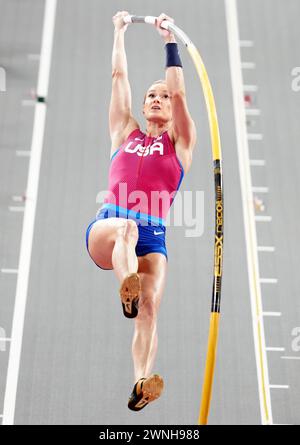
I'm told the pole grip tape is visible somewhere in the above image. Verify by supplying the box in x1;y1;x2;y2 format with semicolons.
123;15;170;28
123;15;156;25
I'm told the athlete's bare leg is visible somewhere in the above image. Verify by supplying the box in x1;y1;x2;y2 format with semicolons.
132;253;167;382
111;219;139;283
87;217;139;283
88;220;167;376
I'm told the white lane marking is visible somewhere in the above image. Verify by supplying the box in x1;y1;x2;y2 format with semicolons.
225;0;273;425
1;269;18;274
239;40;254;47
3;0;57;426
255;216;272;222
252;187;269;193
257;246;275;252
281;356;300;360
250;159;266;166
37;2;56;99
8;206;25;212
260;279;278;284
16;150;31;157
247;133;263;140
269;385;289;389
243;85;258;92
263;312;282;317
266;347;285;352
241;62;256;69
245;108;261;116
0;338;11;342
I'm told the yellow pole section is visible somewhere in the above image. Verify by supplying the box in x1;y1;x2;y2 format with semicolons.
187;44;221;162
123;15;224;427
186;42;223;425
198;312;220;425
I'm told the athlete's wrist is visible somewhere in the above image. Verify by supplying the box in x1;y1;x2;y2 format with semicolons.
164;34;176;44
114;27;126;36
165;42;182;68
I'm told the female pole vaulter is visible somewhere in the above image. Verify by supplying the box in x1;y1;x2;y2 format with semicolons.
86;11;196;411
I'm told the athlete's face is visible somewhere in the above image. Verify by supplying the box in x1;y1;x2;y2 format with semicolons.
143;83;172;123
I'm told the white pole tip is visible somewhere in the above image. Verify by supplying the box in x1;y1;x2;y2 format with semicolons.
123;15;132;24
145;16;156;25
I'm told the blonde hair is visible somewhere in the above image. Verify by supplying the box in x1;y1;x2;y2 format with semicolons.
143;79;167;104
152;79;167;85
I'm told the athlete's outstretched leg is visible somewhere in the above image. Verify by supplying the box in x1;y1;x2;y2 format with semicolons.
132;253;167;380
127;252;167;411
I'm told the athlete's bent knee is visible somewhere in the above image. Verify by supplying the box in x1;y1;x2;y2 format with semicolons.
117;219;139;244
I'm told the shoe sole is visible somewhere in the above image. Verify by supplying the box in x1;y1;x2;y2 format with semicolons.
120;273;141;318
136;374;164;409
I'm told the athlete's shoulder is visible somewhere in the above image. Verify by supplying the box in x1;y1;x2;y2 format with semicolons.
123;117;141;141
166;129;176;146
110;118;141;157
124;127;142;142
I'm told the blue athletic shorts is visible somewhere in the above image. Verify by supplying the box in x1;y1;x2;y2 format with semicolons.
85;208;168;270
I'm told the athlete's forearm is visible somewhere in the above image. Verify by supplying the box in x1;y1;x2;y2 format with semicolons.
112;29;128;76
164;35;186;96
166;66;186;97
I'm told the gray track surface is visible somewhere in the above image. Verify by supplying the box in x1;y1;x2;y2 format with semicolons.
0;0;299;425
238;0;300;425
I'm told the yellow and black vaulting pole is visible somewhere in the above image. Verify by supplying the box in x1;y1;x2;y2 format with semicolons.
123;15;224;425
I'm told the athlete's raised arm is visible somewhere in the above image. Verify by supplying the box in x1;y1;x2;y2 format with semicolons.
156;14;196;155
109;11;139;156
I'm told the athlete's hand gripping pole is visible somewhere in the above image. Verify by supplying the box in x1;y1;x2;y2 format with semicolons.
123;14;224;426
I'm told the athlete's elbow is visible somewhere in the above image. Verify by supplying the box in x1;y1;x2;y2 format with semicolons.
170;89;186;100
112;69;127;79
